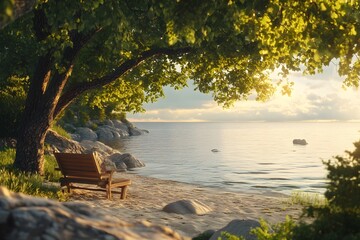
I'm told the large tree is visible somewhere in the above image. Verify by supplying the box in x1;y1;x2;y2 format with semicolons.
1;0;360;174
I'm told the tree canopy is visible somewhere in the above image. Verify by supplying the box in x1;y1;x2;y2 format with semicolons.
1;0;360;173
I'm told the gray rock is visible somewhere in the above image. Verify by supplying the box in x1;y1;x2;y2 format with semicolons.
96;125;129;146
121;118;149;136
45;130;84;154
63;123;77;133
103;119;115;128
113;120;130;132
108;153;145;170
75;127;98;141
129;127;148;136
80;140;119;157
0;187;186;240
70;133;81;142
209;219;260;240
163;199;212;215
293;139;308;145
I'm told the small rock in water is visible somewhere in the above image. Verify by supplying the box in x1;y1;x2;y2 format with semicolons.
293;139;308;145
211;149;220;152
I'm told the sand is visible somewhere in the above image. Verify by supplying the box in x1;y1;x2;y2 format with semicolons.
69;172;304;238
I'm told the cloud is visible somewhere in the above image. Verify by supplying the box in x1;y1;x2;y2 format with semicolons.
129;66;360;122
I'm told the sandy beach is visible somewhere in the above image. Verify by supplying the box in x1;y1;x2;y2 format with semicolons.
68;172;304;238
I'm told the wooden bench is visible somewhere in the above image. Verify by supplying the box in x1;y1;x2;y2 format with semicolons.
54;152;131;200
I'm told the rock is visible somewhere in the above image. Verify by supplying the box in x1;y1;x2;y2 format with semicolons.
193;229;216;240
45;130;84;154
90;151;117;172
129;127;148;136
75;127;98;141
209;219;261;240
293;139;308;145
0;187;186;240
163;199;212;215
113;120;131;132
103;119;115;128
70;133;81;142
211;149;220;152
80;140;120;157
108;153;145;170
121;118;149;136
63;123;77;133
96;125;129;146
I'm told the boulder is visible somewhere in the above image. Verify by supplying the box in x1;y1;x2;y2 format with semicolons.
293;139;308;145
80;140;119;157
62;123;77;133
102;119;115;128
129;127;148;136
74;127;98;141
0;187;186;240
108;153;145;170
121;118;149;136
45;130;84;154
163;199;212;215
70;133;81;142
96;125;127;146
113;120;131;132
209;219;261;240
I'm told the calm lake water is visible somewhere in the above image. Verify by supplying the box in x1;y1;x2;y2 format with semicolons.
114;122;360;195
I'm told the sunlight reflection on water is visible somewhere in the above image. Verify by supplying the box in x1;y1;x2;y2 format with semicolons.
114;122;360;195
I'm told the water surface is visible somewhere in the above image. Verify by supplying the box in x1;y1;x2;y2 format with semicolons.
114;122;360;194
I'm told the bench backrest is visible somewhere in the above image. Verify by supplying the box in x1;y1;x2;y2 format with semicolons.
54;153;102;179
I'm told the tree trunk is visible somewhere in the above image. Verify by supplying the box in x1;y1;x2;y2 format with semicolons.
14;117;50;174
13;54;71;174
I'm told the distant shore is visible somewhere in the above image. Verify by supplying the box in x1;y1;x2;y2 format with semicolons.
69;172;304;238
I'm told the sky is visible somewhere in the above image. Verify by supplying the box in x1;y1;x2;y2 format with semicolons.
128;64;360;122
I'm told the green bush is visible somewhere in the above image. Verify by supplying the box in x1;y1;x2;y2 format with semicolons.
0;76;27;138
44;154;62;182
0;149;66;201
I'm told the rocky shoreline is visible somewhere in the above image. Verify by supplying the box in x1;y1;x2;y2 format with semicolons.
46;119;147;172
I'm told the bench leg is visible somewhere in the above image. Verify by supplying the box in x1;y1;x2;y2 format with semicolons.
61;183;71;193
106;183;112;200
120;186;128;199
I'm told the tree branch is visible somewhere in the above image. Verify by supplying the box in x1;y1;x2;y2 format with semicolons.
53;47;192;117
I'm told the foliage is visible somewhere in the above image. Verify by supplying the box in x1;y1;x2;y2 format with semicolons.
251;217;295;240
50;124;71;139
0;76;27;137
220;232;246;240
0;149;66;200
2;0;360;115
43;153;62;182
0;0;14;27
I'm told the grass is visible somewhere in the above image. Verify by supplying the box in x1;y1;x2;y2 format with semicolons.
51;124;71;139
287;191;328;208
0;148;67;201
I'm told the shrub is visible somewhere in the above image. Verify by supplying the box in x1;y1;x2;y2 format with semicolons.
0;149;66;201
43;154;62;182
